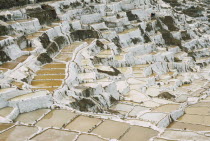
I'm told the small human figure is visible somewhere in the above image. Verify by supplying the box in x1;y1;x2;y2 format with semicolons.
151;13;155;18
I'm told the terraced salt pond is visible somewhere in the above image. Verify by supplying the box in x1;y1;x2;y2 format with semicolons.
65;116;102;132
168;121;210;131
77;134;106;141
0;107;13;117
0;55;29;70
120;126;158;141
0;126;38;141
32;87;59;92
160;130;210;141
9;91;47;101
0;88;16;93
0;123;14;132
152;104;180;113
42;63;66;69
31;63;66;91
97;50;113;58
124;90;150;102
31;129;77;141
92;120;130;139
185;106;210;115
55;42;84;61
55;54;72;62
33;75;65;80
128;106;150;117
0;36;7;41
117;67;132;74
179;112;210;126
36;69;65;75
22;47;35;51
14;109;50;124
35;110;77;128
31;80;63;87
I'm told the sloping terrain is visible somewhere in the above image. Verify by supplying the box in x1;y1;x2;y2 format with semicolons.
0;0;209;140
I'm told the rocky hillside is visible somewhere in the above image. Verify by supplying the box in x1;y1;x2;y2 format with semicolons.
0;0;209;140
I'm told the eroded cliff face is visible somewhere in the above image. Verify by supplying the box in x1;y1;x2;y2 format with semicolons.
0;0;56;10
0;0;28;10
0;0;209;140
